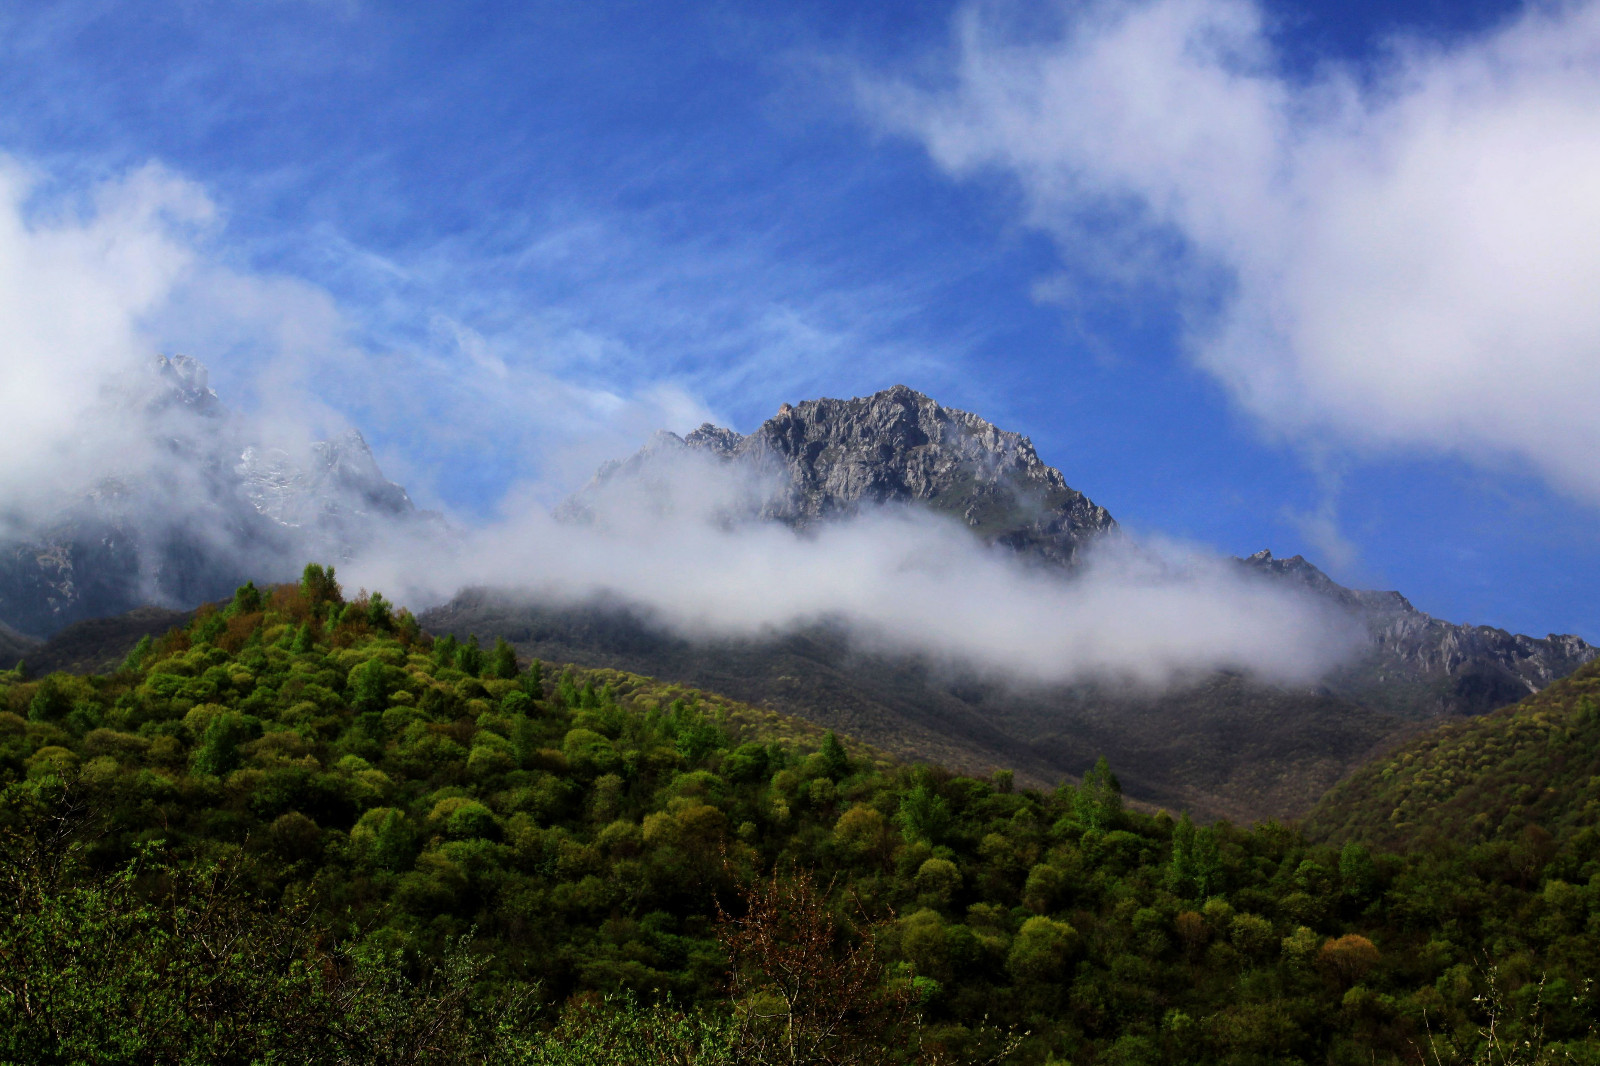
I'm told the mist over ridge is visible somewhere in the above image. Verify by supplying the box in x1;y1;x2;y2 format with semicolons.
357;383;1366;690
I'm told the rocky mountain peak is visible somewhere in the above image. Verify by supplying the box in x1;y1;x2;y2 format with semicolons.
1239;550;1597;715
1241;549;1414;614
585;385;1117;565
682;423;744;457
147;353;224;417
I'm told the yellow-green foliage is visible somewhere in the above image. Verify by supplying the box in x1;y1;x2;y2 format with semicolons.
3;576;1600;1065
1309;658;1600;850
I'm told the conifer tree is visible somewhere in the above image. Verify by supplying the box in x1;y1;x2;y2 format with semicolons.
521;659;544;697
457;635;484;678
1074;756;1123;831
488;638;518;680
820;731;849;781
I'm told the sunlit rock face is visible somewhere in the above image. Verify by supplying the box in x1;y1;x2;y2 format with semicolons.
574;384;1118;566
0;355;428;637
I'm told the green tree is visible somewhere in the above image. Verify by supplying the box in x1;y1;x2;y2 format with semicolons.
521;659;544;696
1075;756;1123;831
433;633;460;670
300;563;342;608
27;677;71;724
191;711;258;777
897;782;952;846
1339;841;1379;901
488;638;519;680
349;658;392;713
226;580;264;617
1007;916;1080;982
1170;811;1198;895
819;731;849;780
119;635;153;673
365;591;394;631
457;636;484;678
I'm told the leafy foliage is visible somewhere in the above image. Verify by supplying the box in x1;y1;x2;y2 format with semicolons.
2;576;1599;1063
1309;658;1600;851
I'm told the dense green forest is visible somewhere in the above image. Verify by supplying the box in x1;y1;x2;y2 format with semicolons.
1309;659;1600;852
3;568;1599;1064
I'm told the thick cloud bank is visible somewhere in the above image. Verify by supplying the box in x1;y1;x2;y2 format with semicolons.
350;451;1363;689
869;0;1600;501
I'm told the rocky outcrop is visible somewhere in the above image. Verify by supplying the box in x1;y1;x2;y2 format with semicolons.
1241;549;1598;718
578;385;1116;565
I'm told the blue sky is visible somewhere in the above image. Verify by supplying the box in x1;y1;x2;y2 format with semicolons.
1;0;1597;641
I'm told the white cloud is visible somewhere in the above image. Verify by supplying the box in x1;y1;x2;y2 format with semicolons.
867;0;1600;502
351;449;1362;689
0;160;209;513
0;154;733;527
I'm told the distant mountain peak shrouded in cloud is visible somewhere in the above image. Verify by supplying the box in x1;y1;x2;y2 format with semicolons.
0;353;435;637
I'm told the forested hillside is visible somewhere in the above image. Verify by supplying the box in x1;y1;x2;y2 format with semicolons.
1309;658;1600;851
4;570;1599;1064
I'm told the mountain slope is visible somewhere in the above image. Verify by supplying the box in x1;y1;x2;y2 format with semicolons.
21;606;193;676
423;589;1412;821
1306;658;1600;850
1244;550;1597;719
0;620;39;669
425;386;1597;822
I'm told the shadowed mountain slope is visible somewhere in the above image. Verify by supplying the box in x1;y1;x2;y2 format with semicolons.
22;606;194;676
0;620;39;669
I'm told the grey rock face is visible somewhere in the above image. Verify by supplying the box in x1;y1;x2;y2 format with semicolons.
0;355;429;637
581;385;1117;565
1241;549;1598;717
238;429;417;541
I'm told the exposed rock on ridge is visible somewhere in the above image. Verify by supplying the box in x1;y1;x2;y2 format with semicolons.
581;384;1116;565
1242;549;1598;718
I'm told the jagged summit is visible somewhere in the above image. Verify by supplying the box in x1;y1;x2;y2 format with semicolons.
1241;548;1596;715
149;354;223;415
587;384;1117;565
1242;548;1413;613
